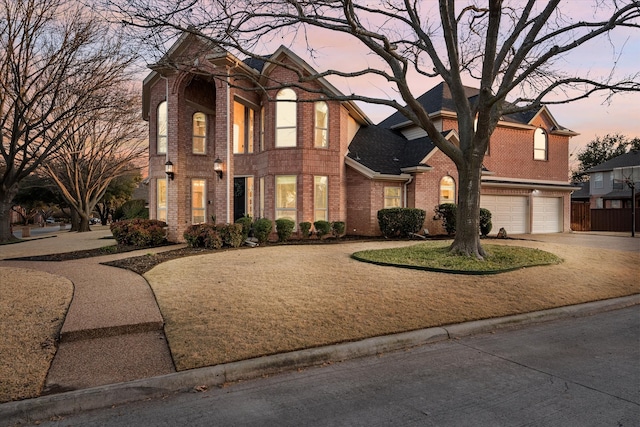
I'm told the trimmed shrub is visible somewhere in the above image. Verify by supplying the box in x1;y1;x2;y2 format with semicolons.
377;208;426;238
480;208;493;237
114;199;148;221
253;218;273;244
314;220;331;239
331;221;346;237
110;219;167;247
183;224;223;249
235;216;253;240
218;223;244;248
299;221;312;239
433;204;457;235
275;218;295;242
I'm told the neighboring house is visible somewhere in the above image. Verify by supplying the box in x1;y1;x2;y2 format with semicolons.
142;34;577;242
583;150;640;209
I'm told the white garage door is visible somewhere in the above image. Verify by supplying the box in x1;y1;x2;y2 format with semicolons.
532;197;562;233
480;195;528;234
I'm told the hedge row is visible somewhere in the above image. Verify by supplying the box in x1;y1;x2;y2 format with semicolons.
183;223;244;249
377;208;426;238
110;219;167;247
433;203;493;236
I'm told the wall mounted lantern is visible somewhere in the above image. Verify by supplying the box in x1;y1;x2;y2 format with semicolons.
165;160;174;180
213;157;223;179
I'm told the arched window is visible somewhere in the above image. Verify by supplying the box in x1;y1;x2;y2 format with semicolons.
157;101;167;154
192;112;206;154
314;101;328;148
439;176;456;204
276;88;297;147
534;128;547;160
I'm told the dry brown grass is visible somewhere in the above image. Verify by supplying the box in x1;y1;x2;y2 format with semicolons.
145;240;640;371
0;267;72;403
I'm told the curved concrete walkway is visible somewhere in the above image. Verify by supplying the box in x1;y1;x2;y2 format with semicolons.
0;227;177;393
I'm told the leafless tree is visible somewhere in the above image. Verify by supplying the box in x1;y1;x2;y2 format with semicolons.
111;0;640;258
0;0;139;242
42;87;147;232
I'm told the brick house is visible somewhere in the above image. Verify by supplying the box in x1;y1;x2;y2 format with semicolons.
143;34;577;242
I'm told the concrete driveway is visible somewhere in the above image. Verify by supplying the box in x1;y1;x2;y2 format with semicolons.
513;231;639;252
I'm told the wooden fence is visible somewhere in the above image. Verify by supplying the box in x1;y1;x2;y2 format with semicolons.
571;203;590;231
590;208;640;232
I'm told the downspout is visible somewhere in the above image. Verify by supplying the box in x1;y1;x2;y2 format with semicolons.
226;75;231;223
404;175;414;207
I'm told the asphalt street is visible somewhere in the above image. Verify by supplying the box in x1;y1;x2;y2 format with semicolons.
31;304;639;427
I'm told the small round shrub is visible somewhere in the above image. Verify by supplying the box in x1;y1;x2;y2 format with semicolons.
235;216;253;240
275;218;295;242
253;218;273;244
331;221;346;237
110;219;167;246
378;208;426;238
183;224;222;249
299;222;312;239
219;223;244;248
433;204;457;235
314;220;331;239
480;208;493;236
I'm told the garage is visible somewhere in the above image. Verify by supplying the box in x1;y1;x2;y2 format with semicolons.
532;197;563;233
480;195;528;234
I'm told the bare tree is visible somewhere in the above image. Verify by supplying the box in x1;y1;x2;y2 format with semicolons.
112;0;640;257
0;0;138;242
42;87;147;232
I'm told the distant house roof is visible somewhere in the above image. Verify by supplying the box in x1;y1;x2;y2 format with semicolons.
587;150;640;173
571;182;590;200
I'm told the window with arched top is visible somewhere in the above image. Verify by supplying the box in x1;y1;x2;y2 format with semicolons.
157;101;167;154
276;88;297;147
192;112;206;154
534;128;547;160
314;101;328;148
439;176;456;204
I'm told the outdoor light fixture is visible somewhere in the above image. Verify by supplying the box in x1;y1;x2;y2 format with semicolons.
165;160;174;180
213;157;223;179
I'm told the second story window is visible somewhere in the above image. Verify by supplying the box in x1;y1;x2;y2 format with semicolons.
276;88;297;148
192;112;206;154
314;101;328;148
534;128;547;160
157;101;167;154
594;172;603;189
234;101;254;154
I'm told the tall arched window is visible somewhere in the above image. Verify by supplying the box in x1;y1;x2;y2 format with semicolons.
192;112;206;154
157;101;167;154
276;88;297;147
534;128;547;160
314;101;328;148
439;176;456;204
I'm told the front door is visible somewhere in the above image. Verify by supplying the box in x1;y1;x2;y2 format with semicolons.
234;176;254;221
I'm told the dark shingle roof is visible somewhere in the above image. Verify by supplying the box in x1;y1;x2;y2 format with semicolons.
571;182;590;200
587;150;640;173
347;126;437;175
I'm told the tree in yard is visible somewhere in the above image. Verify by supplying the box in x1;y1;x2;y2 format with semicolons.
0;0;139;242
572;134;640;182
95;172;142;226
112;0;640;258
11;174;61;225
42;88;147;232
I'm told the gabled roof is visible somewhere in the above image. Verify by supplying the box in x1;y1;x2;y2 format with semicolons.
587;150;640;173
570;182;590;200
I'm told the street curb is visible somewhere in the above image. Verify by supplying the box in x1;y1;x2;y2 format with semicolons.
2;294;638;426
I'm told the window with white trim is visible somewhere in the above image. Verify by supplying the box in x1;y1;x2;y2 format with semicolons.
259;177;265;218
192;112;206;154
157;101;167;154
314;176;328;222
234;101;254;154
534;128;547;160
191;179;206;224
439;176;456;204
157;178;167;222
276;89;297;147
594;172;603;189
314;101;328;148
275;175;297;221
384;186;402;208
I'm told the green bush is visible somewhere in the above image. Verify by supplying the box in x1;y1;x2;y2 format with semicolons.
235;216;253;240
331;221;346;237
433;204;457;235
275;218;295;242
219;223;244;248
182;224;223;249
377;208;426;238
114;199;148;220
110;219;167;247
253;218;273;244
480;208;493;236
314;220;331;238
299;221;312;239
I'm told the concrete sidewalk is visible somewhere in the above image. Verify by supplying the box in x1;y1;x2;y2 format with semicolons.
0;228;178;393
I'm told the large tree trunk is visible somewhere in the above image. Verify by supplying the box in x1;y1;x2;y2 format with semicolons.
69;208;80;232
449;154;486;259
77;210;91;232
0;187;20;243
